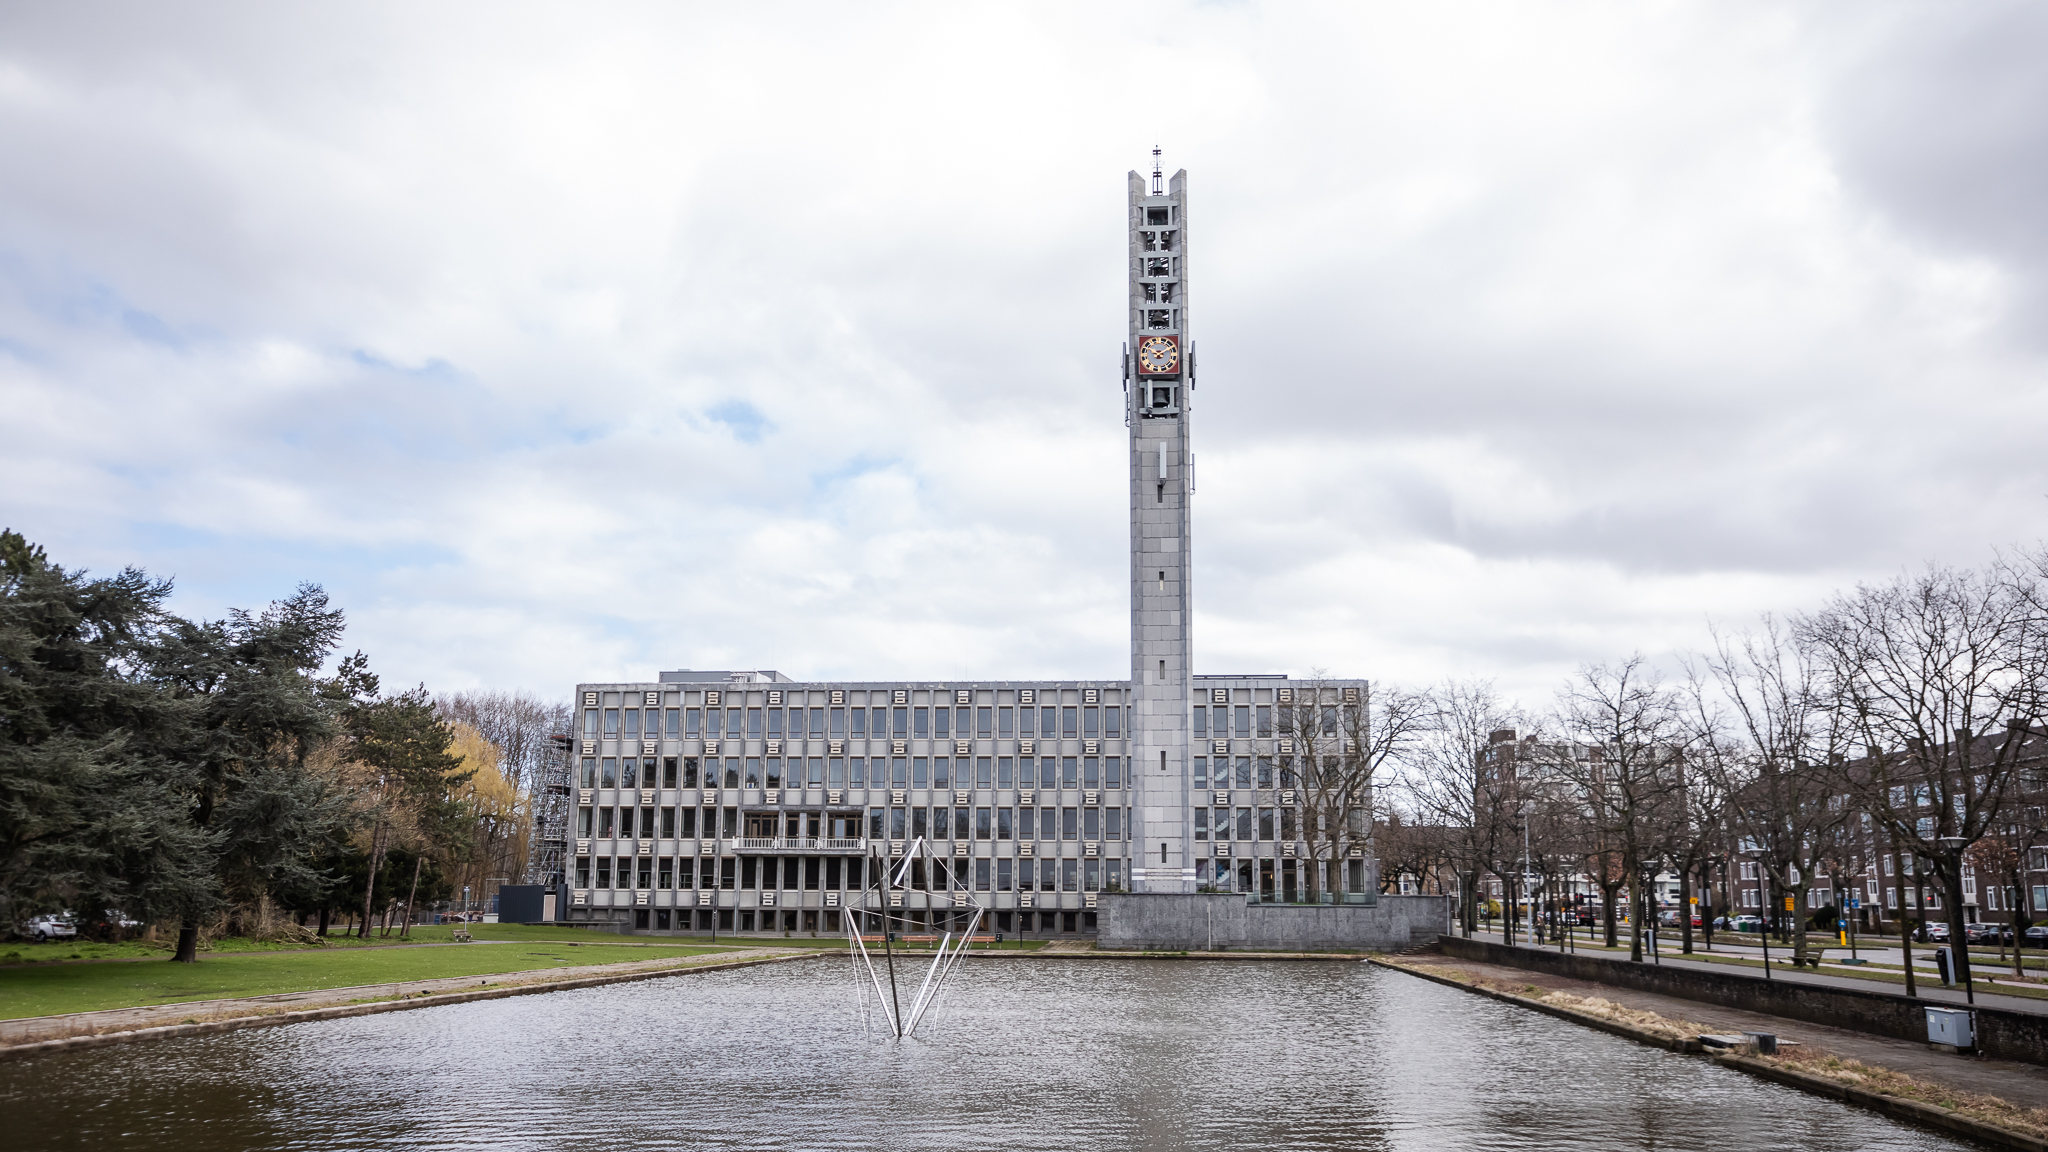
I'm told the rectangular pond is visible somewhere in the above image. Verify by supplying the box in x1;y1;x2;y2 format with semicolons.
0;956;1987;1151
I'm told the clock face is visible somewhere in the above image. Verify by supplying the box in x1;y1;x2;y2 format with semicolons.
1137;335;1179;376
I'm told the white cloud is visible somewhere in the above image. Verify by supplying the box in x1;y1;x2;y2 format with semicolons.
2;2;2043;713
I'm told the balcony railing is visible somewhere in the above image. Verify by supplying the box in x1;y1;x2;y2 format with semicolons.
734;837;868;854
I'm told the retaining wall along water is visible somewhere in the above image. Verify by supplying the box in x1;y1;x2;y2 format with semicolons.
1096;893;1450;951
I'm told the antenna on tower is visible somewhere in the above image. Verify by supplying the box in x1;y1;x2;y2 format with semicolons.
1151;145;1164;196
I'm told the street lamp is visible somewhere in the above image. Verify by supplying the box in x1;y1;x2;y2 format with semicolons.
1938;834;1972;1004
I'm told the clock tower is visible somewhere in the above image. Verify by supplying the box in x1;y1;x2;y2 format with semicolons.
1127;153;1193;893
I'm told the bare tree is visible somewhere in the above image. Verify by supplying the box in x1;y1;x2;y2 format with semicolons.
1401;679;1525;940
1689;619;1855;966
1548;657;1696;962
436;689;572;902
1276;677;1429;902
1799;559;2048;995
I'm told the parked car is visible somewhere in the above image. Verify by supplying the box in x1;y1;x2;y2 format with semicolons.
22;914;77;942
1922;921;1950;942
1965;923;2013;945
2023;925;2048;948
1728;915;1763;933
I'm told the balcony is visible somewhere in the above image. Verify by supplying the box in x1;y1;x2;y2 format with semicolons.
733;837;869;855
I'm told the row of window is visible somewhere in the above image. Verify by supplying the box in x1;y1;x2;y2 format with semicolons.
579;756;1128;791
1191;807;1298;841
577;804;1130;843
574;855;1126;894
585;705;1125;742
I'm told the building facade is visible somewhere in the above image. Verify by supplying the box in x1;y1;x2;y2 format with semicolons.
556;160;1376;937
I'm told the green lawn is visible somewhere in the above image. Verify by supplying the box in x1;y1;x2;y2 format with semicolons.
0;922;638;967
0;940;733;1020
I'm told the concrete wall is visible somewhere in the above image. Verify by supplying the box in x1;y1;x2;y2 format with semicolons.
1440;935;2048;1066
1098;893;1451;952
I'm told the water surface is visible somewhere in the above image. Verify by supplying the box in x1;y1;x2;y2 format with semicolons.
0;956;1980;1150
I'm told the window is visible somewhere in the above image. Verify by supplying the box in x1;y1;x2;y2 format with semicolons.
1084;758;1100;788
583;709;599;736
1193;757;1207;788
975;860;991;891
1062;707;1078;738
1041;707;1057;737
1236;808;1253;840
850;708;866;737
976;808;992;839
997;859;1013;892
978;707;993;737
577;807;593;836
933;708;948;738
894;708;908;737
1193;807;1209;840
934;756;950;788
580;758;596;787
603;709;620;737
977;757;993;786
1235;705;1250;736
1193;706;1207;737
997;757;1014;787
707;708;722;737
1105;707;1120;737
1256;705;1271;737
915;708;930;738
1063;758;1079;788
575;859;590;888
1106;808;1122;840
997;808;1013;840
601;759;617;788
1258;809;1275;840
1106;757;1121;789
1085;808;1101;839
1084;708;1099;738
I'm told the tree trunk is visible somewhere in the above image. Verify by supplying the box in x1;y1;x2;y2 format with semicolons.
173;921;200;964
1678;857;1695;955
317;906;331;937
401;854;426;939
1601;881;1622;948
1945;864;1973;991
1889;835;1916;997
361;810;391;939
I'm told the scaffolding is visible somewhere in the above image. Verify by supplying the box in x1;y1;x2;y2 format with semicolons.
525;733;573;893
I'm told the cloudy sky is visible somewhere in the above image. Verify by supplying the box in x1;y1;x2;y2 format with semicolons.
3;3;2044;708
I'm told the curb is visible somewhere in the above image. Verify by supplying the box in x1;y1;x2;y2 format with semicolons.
0;951;819;1063
1369;958;1698;1053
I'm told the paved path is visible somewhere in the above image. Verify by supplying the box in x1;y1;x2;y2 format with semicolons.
1408;954;2048;1112
0;947;801;1049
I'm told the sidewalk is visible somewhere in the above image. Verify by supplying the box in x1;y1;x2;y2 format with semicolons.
1404;952;2048;1112
1467;928;2048;1016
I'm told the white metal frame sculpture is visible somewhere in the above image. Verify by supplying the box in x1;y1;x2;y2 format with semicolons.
846;837;984;1038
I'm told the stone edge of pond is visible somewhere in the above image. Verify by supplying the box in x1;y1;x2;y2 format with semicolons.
1711;1052;2048;1152
1369;958;1701;1054
0;951;820;1064
1374;958;2048;1152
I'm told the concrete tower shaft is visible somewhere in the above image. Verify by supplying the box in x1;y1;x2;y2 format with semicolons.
1127;164;1193;893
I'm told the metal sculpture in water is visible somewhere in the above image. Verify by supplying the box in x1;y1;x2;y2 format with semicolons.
846;837;984;1038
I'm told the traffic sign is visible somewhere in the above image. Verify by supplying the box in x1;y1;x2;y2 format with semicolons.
1784;897;1795;911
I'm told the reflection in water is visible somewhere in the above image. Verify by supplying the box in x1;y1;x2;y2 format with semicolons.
0;957;1978;1151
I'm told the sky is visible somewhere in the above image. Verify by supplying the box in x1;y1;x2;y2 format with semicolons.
3;2;2045;710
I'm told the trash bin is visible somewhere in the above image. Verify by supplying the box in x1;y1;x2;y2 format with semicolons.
1933;946;1954;986
1926;1007;1976;1051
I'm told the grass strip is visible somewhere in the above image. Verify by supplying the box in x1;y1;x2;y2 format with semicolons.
0;941;731;1019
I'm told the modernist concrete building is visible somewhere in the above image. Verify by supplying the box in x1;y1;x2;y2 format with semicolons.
558;160;1376;937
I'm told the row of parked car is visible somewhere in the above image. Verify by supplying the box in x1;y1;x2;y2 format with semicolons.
13;911;143;943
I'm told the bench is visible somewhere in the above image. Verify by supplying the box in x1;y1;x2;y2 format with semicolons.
450;926;473;943
856;934;999;946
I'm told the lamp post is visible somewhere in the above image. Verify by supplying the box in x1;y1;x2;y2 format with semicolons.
1939;834;1973;1004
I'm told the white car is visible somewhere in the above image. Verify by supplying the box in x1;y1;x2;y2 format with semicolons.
23;914;77;942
